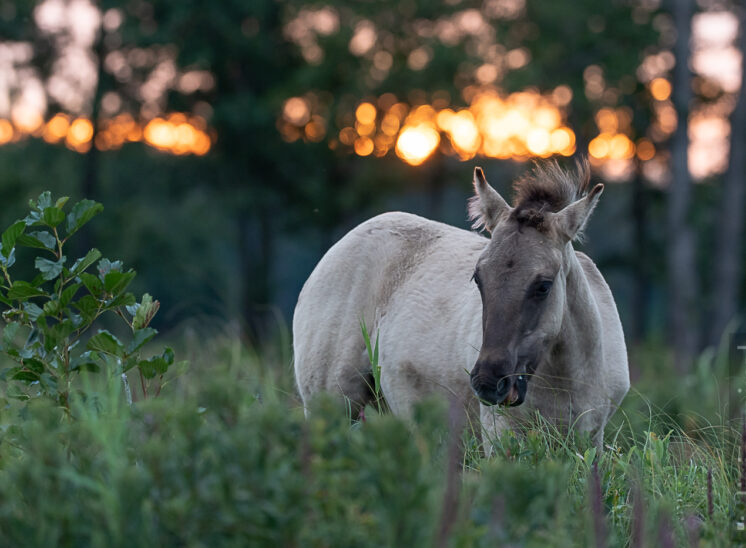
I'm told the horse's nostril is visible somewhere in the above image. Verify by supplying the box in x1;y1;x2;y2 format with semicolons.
496;376;510;394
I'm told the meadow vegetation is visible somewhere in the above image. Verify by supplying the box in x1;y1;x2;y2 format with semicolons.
0;329;741;547
0;196;743;547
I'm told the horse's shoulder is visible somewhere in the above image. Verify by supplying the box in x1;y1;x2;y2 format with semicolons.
574;250;629;389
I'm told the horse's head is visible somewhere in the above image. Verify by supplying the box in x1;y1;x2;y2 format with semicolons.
467;161;603;407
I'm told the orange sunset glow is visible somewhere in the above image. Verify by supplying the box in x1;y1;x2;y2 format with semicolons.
280;87;578;167
0;112;212;156
0;1;739;182
273;7;741;181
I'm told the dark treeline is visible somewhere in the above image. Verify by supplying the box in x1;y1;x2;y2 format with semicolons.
0;0;743;372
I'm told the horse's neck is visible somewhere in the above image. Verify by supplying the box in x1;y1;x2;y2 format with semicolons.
552;248;603;376
531;248;608;438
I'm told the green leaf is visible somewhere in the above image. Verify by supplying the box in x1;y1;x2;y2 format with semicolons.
43;320;75;352
23;302;44;321
137;347;174;379
583;447;597;466
1;220;26;258
0;247;16;268
121;356;138;373
73;294;100;322
7;281;46;300
107;292;136;309
23;211;41;226
2;321;20;349
66;200;103;236
35;192;52;210
41;207;66;228
43;299;59;317
133;293;160;329
12;370;40;383
87;330;125;357
103;270;135;295
23;328;43;353
70;248;102;276
35;256;66;281
6;385;29;400
22;358;45;374
17;231;57;251
127;327;158;354
3;321;20;343
67;312;83;329
79;273;103;297
39;372;58;396
97;258;122;278
70;351;101;372
60;283;81;308
54;196;69;209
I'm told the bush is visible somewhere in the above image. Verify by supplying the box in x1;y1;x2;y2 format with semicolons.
0;340;737;547
0;192;173;413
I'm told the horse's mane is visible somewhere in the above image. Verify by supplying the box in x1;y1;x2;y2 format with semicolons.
509;158;591;231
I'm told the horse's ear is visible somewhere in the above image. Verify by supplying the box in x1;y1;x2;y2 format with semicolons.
552;183;604;241
468;167;511;233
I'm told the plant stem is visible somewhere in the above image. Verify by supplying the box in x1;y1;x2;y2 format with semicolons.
115;308;133;329
1;265;11;288
53;227;63;260
139;369;147;399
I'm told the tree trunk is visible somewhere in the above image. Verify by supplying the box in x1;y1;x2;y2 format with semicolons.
82;22;106;201
78;22;107;257
425;154;445;221
237;208;273;342
709;4;746;346
631;163;650;342
667;0;698;372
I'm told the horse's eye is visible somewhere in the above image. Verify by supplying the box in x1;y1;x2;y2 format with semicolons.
472;271;481;287
532;280;553;299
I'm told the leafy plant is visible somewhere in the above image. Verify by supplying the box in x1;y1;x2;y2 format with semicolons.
0;192;174;413
360;318;383;413
0;332;738;546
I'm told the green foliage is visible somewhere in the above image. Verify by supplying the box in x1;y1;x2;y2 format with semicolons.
0;334;739;547
360;318;383;412
0;192;173;413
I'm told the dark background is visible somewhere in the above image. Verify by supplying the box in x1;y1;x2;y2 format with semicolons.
0;0;743;375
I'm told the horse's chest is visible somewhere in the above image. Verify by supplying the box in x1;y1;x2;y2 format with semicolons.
525;376;611;436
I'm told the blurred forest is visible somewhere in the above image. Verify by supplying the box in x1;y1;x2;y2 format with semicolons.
0;0;743;374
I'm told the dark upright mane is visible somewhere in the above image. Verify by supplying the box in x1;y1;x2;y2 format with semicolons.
509;159;591;231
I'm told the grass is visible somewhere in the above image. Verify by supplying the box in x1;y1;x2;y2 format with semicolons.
0;329;742;546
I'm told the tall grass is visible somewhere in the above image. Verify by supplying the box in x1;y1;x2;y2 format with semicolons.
0;330;741;546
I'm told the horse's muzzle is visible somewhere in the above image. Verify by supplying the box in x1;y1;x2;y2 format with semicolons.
471;372;528;407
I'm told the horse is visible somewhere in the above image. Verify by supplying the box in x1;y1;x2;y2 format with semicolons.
293;160;629;449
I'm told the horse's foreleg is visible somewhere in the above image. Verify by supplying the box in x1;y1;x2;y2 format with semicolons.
479;405;513;458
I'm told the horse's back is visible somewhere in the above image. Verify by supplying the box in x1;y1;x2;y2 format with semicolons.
293;211;478;410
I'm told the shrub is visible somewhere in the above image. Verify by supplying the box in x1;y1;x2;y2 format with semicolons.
0;192;173;414
0;345;736;547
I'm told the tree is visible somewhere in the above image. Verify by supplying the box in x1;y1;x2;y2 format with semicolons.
668;0;698;371
710;3;746;346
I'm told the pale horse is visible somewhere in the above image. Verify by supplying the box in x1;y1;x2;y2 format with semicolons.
293;161;630;449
